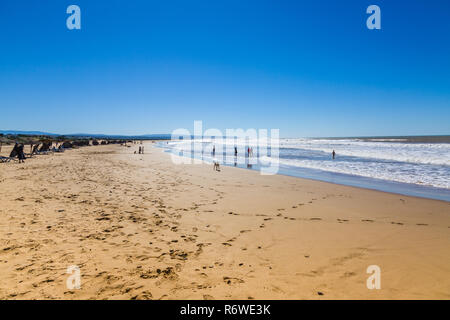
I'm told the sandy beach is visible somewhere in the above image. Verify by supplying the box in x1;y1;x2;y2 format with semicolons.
0;142;449;300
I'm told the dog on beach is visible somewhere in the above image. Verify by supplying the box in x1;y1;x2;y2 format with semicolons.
213;159;220;171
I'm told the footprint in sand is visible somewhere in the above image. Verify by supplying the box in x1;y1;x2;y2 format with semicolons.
223;276;244;285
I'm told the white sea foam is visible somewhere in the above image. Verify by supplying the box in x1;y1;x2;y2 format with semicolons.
280;139;450;166
271;157;449;189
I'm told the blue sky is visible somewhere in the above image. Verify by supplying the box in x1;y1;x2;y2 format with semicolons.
0;0;449;137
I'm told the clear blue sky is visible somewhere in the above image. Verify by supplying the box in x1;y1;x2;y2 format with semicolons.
0;0;449;137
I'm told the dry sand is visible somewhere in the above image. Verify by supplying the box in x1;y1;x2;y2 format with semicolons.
0;142;449;299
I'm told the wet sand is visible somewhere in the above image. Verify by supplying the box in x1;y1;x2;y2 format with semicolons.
0;143;449;299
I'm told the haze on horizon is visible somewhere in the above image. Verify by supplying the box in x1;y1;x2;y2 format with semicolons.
0;0;449;138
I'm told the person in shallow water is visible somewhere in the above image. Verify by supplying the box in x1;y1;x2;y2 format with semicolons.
332;150;336;159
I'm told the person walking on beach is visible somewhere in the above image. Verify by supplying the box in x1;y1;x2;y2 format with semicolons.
17;143;25;163
138;146;142;154
332;150;336;159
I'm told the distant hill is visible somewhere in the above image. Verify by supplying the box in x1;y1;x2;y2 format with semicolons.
0;130;57;136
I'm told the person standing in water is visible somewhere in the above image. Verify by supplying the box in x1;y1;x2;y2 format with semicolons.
332;150;336;159
212;145;215;156
234;146;238;157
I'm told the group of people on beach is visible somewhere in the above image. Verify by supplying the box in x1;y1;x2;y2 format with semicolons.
12;142;26;163
209;145;337;172
2;142;58;164
211;145;257;172
136;146;145;154
211;145;255;158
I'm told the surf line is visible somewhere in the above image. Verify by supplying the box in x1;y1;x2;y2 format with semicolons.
180;304;214;318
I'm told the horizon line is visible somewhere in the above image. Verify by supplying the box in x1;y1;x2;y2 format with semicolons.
1;130;450;140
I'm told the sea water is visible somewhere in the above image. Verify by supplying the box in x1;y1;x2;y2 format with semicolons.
159;137;450;202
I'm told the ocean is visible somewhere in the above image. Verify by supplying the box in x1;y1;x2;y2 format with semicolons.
158;136;450;201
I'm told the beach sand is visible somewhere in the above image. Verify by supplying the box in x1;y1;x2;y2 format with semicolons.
0;142;449;299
